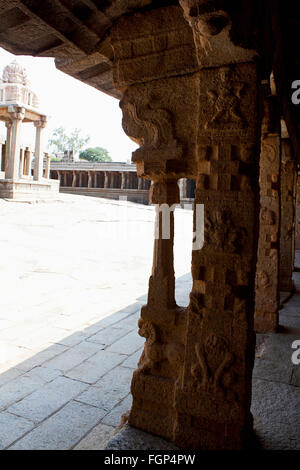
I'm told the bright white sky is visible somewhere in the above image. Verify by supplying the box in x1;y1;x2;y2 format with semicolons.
0;47;138;162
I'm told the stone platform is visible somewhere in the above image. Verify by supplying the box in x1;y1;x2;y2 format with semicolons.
0;178;60;200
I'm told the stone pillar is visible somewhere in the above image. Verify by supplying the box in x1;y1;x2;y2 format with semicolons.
138;177;143;190
121;172;126;189
280;138;296;291
104;171;109;188
6;107;25;180
19;148;25;178
295;174;300;250
94;172;97;188
44;153;51;179
34;116;47;181
254;95;281;333
24;147;31;176
79;172;83;188
113;4;262;449
1;142;6;172
72;171;77;188
88;171;92;188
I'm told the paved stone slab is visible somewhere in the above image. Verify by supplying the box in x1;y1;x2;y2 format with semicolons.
0;373;45;411
121;349;142;369
251;378;300;449
14;343;67;372
0;368;22;387
65;350;127;384
106;424;180;450
7;376;88;423
9;400;105;450
87;327;129;346
0;411;34;450
76;366;132;411
102;394;132;427
106;330;144;355
253;358;293;384
43;341;100;373
74;423;115;450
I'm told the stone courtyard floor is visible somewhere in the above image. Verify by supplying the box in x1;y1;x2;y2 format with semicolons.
0;194;299;450
0;194;193;450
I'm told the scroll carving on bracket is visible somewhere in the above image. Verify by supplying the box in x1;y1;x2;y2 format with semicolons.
120;89;182;165
137;319;184;377
191;335;235;398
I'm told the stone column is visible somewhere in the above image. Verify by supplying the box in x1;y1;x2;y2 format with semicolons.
24;148;31;176
0;143;2;172
113;4;262;449
19;149;25;178
94;172;97;188
295;174;300;250
72;171;77;188
88;171;92;188
6;107;25;180
79;172;83;188
254;95;281;333
280;138;296;291
104;171;109;188
1;142;6;172
34;116;47;181
44;153;51;179
138;177;143;190
121;172;126;189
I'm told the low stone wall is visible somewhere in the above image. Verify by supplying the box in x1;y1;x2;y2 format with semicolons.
59;187;149;205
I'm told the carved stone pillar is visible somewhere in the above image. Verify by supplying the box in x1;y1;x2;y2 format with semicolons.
121;172;125;189
280;138;296;291
19;148;25;178
254;95;281;333
1;142;6;172
72;171;76;188
24;147;31;176
34;116;47;181
104;171;109;189
44;153;51;179
138;177;143;190
88;171;92;188
6;107;25;180
112;4;262;449
94;172;97;188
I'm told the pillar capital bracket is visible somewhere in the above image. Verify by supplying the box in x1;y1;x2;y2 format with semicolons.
34;116;47;128
7;105;25;121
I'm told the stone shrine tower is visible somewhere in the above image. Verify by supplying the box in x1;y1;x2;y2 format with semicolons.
0;60;59;199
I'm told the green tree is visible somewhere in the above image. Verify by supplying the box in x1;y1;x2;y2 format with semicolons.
79;147;112;162
48;127;90;155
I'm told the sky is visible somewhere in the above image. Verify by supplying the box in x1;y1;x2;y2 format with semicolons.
0;47;138;162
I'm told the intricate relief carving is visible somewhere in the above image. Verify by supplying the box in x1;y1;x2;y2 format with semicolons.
191;335;235;396
255;270;271;289
262;143;276;163
205;209;247;253
120;90;182;163
137;319;184;374
260;208;276;225
205;67;247;129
